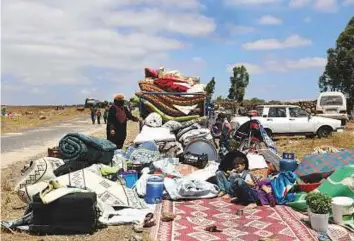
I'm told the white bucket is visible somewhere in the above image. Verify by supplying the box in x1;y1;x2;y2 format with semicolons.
308;208;329;232
331;196;354;225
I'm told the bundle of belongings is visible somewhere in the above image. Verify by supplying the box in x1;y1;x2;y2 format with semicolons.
134;66;206;121
3;111;353;237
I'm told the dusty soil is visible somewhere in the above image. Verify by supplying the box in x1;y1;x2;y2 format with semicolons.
1;120;154;241
1;106;89;134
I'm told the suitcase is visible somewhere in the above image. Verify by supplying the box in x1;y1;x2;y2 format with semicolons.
30;192;99;235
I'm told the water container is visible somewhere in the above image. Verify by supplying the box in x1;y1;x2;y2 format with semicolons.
280;152;298;172
122;171;138;188
145;175;164;204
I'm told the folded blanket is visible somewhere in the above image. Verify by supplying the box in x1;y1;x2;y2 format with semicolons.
164;177;219;200
138;82;206;102
136;91;204;107
59;133;117;165
139;99;200;122
173;104;198;115
154;78;189;92
134;126;176;144
295;149;354;183
137;94;186;117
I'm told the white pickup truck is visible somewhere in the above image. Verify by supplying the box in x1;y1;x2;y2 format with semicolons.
231;105;344;138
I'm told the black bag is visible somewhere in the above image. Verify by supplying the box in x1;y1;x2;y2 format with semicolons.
180;152;209;169
30;192;99;235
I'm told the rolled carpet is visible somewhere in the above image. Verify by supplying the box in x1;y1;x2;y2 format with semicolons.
139;99;200;122
139;82;206;102
136;91;205;106
59;133;117;165
137;94;185;117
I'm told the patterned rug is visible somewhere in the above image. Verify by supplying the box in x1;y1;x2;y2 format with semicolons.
150;198;354;241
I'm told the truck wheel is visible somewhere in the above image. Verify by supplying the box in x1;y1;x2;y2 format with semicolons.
317;126;333;138
341;119;347;126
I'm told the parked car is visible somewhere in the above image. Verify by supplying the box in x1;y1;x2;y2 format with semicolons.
316;91;348;125
230;105;344;138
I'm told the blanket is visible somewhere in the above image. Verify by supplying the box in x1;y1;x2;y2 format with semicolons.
271;171;297;204
295;149;354;183
134;126;176;144
59;133;117;165
138;82;206;102
164;177;219;200
136;91;204;107
288;165;354;231
154;78;189;92
138;99;200;122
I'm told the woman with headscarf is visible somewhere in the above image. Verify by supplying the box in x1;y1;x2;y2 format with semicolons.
106;94;139;149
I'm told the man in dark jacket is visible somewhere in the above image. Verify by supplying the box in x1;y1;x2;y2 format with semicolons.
106;94;139;149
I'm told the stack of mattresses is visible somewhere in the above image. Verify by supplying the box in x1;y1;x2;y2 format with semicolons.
136;67;207;122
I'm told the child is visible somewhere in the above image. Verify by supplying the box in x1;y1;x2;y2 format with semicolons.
216;150;275;208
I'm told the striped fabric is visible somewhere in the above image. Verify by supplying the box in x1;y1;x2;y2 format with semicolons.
295;149;354;182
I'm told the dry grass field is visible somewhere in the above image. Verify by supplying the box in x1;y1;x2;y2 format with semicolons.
1;106;89;134
1;117;353;241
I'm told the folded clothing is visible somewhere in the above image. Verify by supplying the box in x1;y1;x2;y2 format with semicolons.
134;126;176;144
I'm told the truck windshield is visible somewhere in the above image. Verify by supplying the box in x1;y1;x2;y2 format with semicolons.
320;96;343;106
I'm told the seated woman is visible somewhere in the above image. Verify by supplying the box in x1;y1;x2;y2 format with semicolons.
216;150;275;209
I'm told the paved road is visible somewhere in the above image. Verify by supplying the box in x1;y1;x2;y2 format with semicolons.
1;117;106;168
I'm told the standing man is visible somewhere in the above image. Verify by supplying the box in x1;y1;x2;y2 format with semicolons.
106;94;139;149
103;106;109;124
96;108;102;124
90;105;97;124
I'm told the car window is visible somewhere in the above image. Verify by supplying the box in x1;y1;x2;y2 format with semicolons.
289;107;308;117
320;95;343;106
268;107;287;117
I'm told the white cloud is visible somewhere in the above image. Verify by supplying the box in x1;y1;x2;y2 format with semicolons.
343;0;354;5
80;88;97;96
226;24;255;35
289;0;312;8
227;63;264;74
258;15;283;25
289;0;338;12
224;0;279;5
304;17;312;23
1;0;215;90
242;34;312;50
229;57;327;74
314;0;338;12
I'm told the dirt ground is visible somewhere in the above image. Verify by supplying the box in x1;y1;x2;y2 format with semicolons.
1;119;353;241
1;106;89;134
1;120;154;241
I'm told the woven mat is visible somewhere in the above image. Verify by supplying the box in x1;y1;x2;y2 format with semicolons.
150;198;354;241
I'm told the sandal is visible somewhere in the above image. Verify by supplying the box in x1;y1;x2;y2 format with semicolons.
205;225;222;232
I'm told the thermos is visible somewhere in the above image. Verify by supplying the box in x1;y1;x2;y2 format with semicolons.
145;175;164;204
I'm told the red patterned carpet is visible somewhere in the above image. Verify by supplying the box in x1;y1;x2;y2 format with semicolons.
150;198;353;241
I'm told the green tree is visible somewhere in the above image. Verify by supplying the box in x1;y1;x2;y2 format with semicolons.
216;96;224;102
204;77;216;97
319;16;354;108
228;65;250;102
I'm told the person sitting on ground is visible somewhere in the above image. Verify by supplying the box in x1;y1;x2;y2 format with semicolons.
216;150;275;209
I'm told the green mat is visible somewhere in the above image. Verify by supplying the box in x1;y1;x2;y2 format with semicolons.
287;165;354;231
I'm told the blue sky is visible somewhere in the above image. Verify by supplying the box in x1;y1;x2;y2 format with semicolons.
1;0;354;105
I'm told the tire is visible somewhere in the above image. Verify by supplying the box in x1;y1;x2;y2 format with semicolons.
317;126;333;138
341;119;347;126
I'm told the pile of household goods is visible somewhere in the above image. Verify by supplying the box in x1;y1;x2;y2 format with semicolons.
134;67;207;121
2;115;353;238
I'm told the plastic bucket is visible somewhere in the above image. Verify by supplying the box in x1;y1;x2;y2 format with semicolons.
308;208;329;232
122;171;138;188
331;196;354;225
